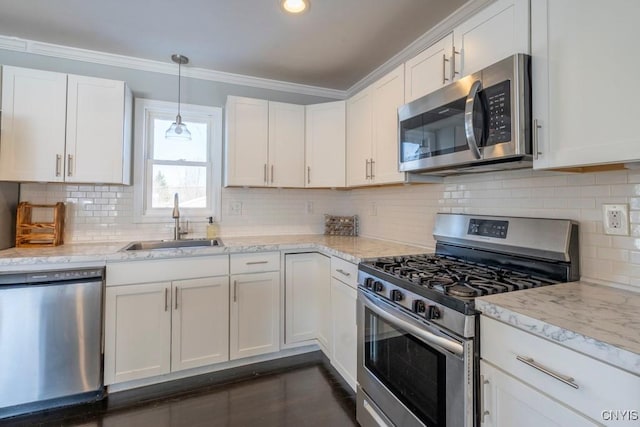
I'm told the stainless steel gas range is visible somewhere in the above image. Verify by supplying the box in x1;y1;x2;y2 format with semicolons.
356;213;579;427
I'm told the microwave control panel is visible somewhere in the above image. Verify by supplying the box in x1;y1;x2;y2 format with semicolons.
484;80;511;145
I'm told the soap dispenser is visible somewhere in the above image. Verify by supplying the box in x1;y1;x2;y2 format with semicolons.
206;216;219;239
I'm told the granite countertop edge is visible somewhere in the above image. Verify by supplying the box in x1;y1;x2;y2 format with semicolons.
476;283;640;377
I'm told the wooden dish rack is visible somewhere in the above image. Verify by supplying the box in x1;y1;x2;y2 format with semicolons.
16;202;65;247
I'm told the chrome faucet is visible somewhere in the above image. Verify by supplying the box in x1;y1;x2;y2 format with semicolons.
172;193;188;240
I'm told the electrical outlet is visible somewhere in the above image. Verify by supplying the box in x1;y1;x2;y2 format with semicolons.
305;201;314;214
229;201;242;216
370;201;377;216
602;204;629;235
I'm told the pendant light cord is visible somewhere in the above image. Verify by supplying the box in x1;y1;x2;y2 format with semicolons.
177;60;182;117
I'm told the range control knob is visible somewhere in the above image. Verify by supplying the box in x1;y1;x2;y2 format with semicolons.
412;300;426;314
427;305;441;320
373;281;384;292
390;289;404;302
363;277;374;289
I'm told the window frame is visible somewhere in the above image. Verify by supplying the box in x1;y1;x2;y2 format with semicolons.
133;98;222;224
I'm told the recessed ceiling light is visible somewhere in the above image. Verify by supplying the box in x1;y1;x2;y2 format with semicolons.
281;0;309;14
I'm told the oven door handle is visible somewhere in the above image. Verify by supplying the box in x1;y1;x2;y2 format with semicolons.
361;292;464;356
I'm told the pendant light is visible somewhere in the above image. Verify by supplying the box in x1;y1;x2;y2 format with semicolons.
165;54;191;140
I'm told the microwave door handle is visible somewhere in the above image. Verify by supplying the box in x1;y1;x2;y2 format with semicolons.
464;80;483;160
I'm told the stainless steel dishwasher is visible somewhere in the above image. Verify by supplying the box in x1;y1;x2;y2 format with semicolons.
0;267;105;418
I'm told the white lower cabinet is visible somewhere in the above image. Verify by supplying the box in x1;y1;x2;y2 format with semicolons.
480;315;640;426
104;256;229;385
284;253;330;345
330;277;357;391
480;360;598;427
230;271;280;360
104;276;229;385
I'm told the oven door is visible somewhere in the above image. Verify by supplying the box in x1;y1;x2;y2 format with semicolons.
357;289;474;427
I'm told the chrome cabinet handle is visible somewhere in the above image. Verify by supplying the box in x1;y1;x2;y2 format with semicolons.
464;80;483;160
451;47;460;79
365;159;370;180
55;154;62;177
67;154;74;176
233;280;237;302
516;355;579;389
246;260;268;265
336;268;351;277
164;288;169;312
480;375;489;423
533;119;542;159
370;158;375;179
263;164;267;184
270;165;274;184
307;166;311;184
174;287;179;310
442;54;450;85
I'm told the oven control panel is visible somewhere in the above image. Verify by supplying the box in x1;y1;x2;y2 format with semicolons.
467;218;509;239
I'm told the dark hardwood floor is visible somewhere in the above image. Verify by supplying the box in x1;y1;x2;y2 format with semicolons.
3;351;357;427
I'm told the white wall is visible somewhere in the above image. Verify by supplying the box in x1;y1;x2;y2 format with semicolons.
22;167;640;291
351;168;640;290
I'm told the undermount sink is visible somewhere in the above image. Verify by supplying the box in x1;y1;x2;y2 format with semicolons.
123;238;224;251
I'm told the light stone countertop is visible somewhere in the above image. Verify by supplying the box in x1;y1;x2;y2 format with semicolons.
0;235;429;268
476;281;640;376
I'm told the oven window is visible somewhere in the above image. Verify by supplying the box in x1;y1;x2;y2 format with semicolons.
399;97;468;163
365;308;446;426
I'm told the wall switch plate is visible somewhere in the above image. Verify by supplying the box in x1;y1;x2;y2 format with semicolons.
230;201;242;216
602;204;629;235
305;201;313;214
370;201;377;216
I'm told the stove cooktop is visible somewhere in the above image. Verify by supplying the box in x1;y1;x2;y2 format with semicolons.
361;254;558;299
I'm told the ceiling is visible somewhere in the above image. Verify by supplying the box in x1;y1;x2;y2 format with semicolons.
0;0;468;90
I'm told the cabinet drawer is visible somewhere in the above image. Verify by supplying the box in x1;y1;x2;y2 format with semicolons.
481;316;640;423
107;255;228;286
330;256;358;289
230;252;280;274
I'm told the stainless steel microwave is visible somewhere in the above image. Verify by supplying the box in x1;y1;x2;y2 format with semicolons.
398;54;532;175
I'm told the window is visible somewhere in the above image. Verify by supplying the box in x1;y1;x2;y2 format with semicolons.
133;99;222;222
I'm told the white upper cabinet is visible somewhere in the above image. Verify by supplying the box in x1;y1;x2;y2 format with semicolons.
225;96;305;187
66;74;132;184
532;0;640;169
305;101;346;188
224;96;269;186
0;66;132;184
346;88;373;187
347;65;405;186
453;0;530;79
405;34;454;103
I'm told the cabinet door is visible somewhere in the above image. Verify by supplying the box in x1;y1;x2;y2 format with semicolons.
346;88;373;187
225;96;269;186
285;253;329;344
66;75;130;184
404;34;453;103
171;277;229;372
104;282;171;385
532;0;640;169
331;278;357;391
268;102;305;187
316;265;332;357
230;271;280;360
480;361;598;427
305;101;346;188
371;64;405;185
0;66;67;182
453;0;529;79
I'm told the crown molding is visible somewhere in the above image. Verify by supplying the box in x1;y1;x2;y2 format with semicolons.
346;0;495;96
0;35;347;100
